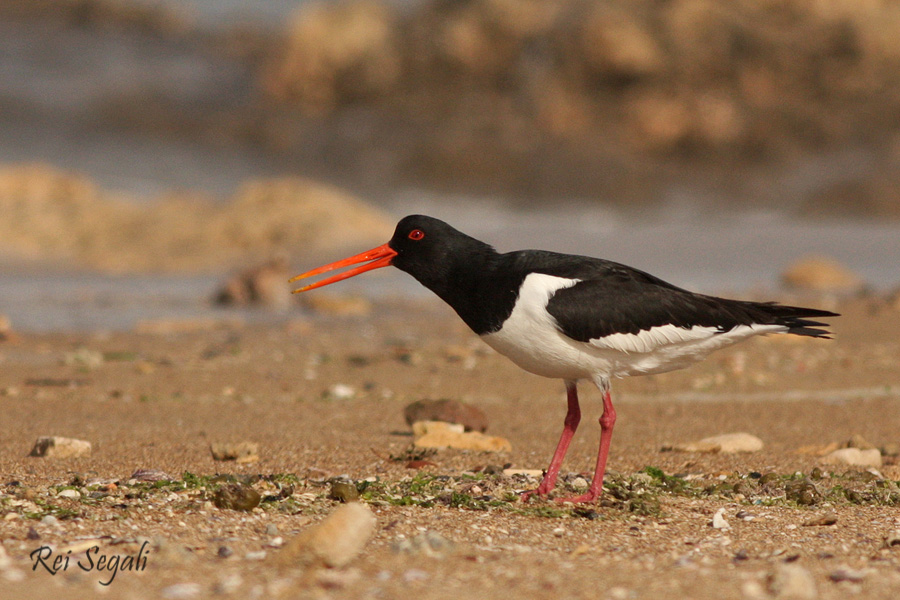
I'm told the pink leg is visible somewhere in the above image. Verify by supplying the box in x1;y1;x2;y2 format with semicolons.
555;385;617;504
520;381;580;502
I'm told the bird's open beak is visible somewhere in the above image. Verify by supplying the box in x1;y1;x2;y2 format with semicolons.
289;243;398;293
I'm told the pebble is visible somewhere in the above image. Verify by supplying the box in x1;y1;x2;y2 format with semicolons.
711;508;731;530
29;436;92;459
217;546;233;558
277;502;376;568
403;398;488;432
667;432;763;453
266;524;280;536
41;515;60;527
213;484;261;511
130;468;173;482
391;531;455;557
769;564;817;599
802;512;838;527
403;569;429;583
326;383;356;400
412;421;512;452
161;583;201;600
884;531;900;548
329;480;360;502
820;447;882;468
828;567;869;583
57;489;81;499
210;441;260;464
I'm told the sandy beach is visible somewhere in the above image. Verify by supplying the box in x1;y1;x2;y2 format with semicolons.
1;294;899;599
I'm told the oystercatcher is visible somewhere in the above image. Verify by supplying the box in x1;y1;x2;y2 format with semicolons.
290;215;838;503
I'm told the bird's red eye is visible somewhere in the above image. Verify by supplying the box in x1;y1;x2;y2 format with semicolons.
408;229;425;241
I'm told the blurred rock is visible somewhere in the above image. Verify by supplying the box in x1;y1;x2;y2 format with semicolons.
29;436;92;459
412;420;511;452
213;484;261;511
0;315;13;342
666;432;764;453
404;398;488;432
0;165;393;273
214;257;291;308
210;442;260;464
262;0;401;111
580;3;665;79
780;256;864;293
769;564;817;600
277;502;376;568
820;447;882;468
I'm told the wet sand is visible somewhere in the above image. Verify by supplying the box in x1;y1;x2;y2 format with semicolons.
1;296;899;599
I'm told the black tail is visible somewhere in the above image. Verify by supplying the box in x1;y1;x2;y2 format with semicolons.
751;302;839;338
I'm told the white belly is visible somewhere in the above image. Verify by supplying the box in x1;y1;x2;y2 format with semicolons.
480;273;784;381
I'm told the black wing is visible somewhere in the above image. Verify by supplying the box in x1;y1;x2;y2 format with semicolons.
515;252;838;342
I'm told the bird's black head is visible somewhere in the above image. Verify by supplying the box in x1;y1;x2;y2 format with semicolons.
387;215;496;295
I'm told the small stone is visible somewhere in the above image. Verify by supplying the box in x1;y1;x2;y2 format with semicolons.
391;531;455;557
40;515;60;527
769;564;817;599
57;489;81;499
64;347;104;369
130;468;172;482
29;436;92;459
26;527;39;540
711;508;731;530
329;480;360;502
503;468;545;478
210;442;260;464
828;567;869;583
412;421;512;452
277;502;376;568
217;546;233;558
802;512;838;527
245;551;267;561
161;582;201;600
883;531;900;548
213;257;291;308
213;484;261;511
326;384;356;400
667;432;764;453
266;524;280;536
403;399;488;432
820;448;882;468
403;569;429;583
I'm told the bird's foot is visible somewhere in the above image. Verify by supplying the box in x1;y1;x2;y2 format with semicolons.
519;484;554;503
553;490;602;504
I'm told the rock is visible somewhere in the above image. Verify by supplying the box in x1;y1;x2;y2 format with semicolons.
412;421;512;452
711;508;730;530
392;531;455;557
780;256;864;293
403;398;488;432
213;257;291;308
884;531;900;548
213;484;261;511
277;502;376;568
329;480;360;503
57;489;81;500
769;564;817;600
667;432;764;453
802;512;838;527
820;448;882;468
210;442;260;464
262;0;401;110
64;347;104;369
828;567;869;583
161;583;201;600
503;468;545;479
29;436;92;458
579;4;665;79
130;468;173;482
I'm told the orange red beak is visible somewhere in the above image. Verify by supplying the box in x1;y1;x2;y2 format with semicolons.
289;243;398;293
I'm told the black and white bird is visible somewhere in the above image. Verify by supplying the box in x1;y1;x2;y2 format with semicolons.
290;215;838;503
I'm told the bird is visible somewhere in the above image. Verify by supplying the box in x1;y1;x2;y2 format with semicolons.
289;215;838;504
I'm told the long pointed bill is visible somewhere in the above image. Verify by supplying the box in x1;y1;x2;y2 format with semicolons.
289;243;398;293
